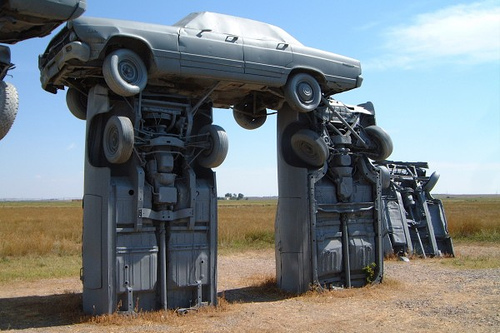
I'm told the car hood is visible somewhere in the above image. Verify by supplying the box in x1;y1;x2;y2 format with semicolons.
67;16;180;46
0;0;86;44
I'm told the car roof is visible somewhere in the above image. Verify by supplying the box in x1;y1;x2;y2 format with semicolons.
173;12;303;45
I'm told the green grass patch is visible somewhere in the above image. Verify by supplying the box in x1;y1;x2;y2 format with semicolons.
437;240;500;270
443;255;500;270
0;254;81;284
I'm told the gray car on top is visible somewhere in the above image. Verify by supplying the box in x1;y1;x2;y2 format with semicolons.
39;12;363;125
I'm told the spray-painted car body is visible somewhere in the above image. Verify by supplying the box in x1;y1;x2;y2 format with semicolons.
0;0;86;44
0;0;86;140
377;161;454;257
39;12;363;111
276;100;389;291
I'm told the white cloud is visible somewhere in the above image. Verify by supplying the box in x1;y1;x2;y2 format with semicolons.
366;1;500;70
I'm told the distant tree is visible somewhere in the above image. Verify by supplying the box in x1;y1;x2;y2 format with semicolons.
224;193;245;200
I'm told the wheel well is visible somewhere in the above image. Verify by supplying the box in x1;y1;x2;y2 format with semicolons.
288;68;327;89
103;36;153;70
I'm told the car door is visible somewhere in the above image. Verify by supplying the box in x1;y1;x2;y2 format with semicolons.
178;27;244;78
243;38;293;82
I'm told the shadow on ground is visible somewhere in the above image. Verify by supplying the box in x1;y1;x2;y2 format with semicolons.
220;283;294;304
0;293;83;330
0;283;292;330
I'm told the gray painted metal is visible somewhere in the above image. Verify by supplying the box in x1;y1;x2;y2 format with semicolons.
81;85;218;314
0;0;86;44
39;12;362;112
276;103;384;292
34;11;456;310
378;161;454;257
0;0;86;140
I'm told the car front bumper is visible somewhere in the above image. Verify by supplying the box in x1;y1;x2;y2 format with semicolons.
39;41;90;92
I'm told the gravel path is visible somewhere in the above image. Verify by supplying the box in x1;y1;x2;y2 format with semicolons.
0;244;499;332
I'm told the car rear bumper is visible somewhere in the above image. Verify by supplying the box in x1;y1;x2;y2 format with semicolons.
324;73;363;93
356;75;363;88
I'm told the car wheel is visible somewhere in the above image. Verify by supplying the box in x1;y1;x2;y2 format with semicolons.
233;108;267;130
0;81;19;140
198;124;228;168
364;125;393;161
66;88;87;120
423;171;440;192
102;49;147;97
103;116;134;164
284;73;321;113
290;129;328;167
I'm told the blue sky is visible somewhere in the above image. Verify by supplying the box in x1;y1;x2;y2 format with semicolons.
0;0;498;198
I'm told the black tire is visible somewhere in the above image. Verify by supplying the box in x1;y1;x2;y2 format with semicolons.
66;88;87;120
198;124;229;168
284;73;321;113
423;171;440;192
290;129;328;167
364;125;393;161
0;81;18;140
103;116;134;164
102;49;147;97
233;108;267;130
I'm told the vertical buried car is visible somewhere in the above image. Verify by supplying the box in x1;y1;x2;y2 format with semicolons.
276;98;393;290
0;0;86;140
39;12;363;127
377;161;454;258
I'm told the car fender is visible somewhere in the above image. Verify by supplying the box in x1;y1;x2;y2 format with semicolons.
287;66;327;90
291;45;361;93
102;33;154;62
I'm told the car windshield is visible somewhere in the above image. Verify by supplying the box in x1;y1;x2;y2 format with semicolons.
173;12;303;45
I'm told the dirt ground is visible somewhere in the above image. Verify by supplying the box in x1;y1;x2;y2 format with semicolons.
0;244;499;333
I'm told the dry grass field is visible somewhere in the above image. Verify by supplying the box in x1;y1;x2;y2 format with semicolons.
218;200;276;251
0;196;499;332
441;195;500;242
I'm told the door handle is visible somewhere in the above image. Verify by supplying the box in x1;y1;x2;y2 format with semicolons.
225;35;239;43
277;43;289;50
196;28;212;37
